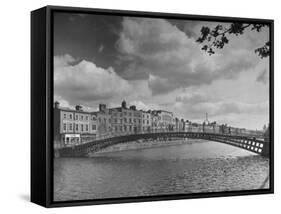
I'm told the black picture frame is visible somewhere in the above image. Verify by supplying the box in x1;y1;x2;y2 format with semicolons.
31;5;274;208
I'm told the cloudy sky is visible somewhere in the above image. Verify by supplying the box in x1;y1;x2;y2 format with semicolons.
53;12;270;130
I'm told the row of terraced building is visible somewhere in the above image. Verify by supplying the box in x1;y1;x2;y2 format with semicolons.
54;100;178;148
53;100;263;148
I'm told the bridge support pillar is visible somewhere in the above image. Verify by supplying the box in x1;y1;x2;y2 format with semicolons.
261;141;270;157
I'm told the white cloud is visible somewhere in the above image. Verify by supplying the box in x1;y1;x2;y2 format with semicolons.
116;17;262;95
53;18;269;130
54;54;131;106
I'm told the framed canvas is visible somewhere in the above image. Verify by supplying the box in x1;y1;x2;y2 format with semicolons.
31;5;274;207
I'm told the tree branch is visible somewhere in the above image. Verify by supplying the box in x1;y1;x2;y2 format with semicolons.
196;23;269;58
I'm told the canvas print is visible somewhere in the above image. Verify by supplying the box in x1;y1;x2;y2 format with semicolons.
53;11;271;202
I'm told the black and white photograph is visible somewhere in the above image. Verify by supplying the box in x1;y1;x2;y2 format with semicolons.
52;10;271;202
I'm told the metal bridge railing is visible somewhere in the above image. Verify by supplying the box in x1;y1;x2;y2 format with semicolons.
62;129;265;149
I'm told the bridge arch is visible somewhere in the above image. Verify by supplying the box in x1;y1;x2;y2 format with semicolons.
57;132;269;158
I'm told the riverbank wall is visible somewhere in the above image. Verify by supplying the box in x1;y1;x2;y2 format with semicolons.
89;139;204;157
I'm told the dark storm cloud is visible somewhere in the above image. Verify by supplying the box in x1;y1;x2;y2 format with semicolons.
116;17;260;95
53;12;269;129
54;14;264;97
53;12;123;70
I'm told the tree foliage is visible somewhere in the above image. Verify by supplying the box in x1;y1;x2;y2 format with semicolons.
196;23;270;58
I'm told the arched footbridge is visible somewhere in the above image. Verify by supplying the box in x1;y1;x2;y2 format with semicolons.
56;132;270;158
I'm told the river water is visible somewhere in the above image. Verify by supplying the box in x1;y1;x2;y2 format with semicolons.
53;140;269;201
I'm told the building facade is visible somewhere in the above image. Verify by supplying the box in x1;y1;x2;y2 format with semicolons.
53;102;97;148
141;110;151;133
109;101;144;135
152;110;174;131
54;100;263;148
92;104;111;138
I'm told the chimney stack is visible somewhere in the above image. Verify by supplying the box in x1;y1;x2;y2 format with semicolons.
121;100;127;109
130;105;136;111
99;104;107;112
75;105;82;111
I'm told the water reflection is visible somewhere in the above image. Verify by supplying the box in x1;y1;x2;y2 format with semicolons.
54;140;269;201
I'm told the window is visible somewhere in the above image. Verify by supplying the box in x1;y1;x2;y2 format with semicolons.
134;119;136;123
70;114;72;119
81;115;83;120
124;118;127;123
129;118;132;123
99;118;101;122
104;118;106;123
76;124;78;131
86;125;88;131
115;119;117;123
63;114;66;119
81;124;83;132
143;120;145;124
147;120;149;125
63;123;66;131
75;115;78;120
109;119;111;123
92;125;96;130
69;124;72;130
86;116;88;120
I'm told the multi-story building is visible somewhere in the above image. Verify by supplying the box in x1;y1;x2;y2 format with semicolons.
184;120;191;132
120;101;134;134
184;121;203;132
131;105;142;133
150;111;160;132
109;101;143;135
180;119;185;131
175;117;180;131
141;110;151;133
92;104;111;137
203;122;214;133
53;102;97;148
152;110;174;131
211;122;220;133
109;107;123;134
175;118;185;131
54;99;254;149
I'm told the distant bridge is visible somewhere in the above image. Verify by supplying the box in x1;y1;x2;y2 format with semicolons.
56;132;270;158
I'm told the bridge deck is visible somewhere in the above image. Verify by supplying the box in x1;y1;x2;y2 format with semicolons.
57;132;269;158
